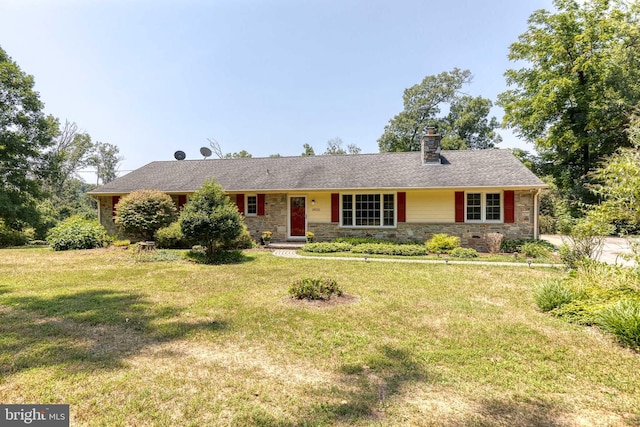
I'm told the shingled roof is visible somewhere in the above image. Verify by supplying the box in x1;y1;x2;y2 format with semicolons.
88;150;546;195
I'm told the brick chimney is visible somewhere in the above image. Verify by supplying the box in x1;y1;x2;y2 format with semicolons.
421;127;441;164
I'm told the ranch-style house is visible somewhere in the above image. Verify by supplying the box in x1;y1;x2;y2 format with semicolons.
88;131;546;251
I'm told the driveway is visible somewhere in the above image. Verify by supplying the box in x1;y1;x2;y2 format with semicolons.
540;234;637;267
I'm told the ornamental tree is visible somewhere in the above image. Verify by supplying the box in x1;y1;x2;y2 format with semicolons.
179;179;244;258
115;190;177;240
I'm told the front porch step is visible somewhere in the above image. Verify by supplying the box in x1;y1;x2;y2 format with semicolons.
264;241;305;249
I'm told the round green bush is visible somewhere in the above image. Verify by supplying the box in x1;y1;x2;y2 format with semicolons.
425;233;460;253
47;216;111;251
520;241;551;258
289;277;343;300
450;247;479;258
115;190;177;240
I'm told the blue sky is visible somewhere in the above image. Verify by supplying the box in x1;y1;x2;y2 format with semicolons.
0;0;554;179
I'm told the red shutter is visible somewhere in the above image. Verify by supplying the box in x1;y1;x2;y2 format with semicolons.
257;194;265;216
236;194;245;215
178;195;187;209
397;192;406;223
112;196;120;218
455;191;465;223
331;193;339;223
504;190;515;223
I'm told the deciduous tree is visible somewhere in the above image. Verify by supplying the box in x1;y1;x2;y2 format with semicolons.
498;0;640;205
0;45;58;229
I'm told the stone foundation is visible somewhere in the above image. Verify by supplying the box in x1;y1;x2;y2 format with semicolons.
307;222;533;252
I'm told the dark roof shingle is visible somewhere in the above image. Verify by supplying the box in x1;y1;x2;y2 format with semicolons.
89;150;546;195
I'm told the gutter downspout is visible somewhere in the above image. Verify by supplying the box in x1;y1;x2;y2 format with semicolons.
533;188;541;240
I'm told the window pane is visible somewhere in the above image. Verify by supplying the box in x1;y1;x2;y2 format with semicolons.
342;195;352;226
355;194;380;226
247;196;257;215
486;193;501;220
466;193;481;220
383;194;394;226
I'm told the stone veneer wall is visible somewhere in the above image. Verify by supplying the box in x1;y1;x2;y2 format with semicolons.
99;193;290;243
98;196;119;237
307;190;536;252
242;193;288;242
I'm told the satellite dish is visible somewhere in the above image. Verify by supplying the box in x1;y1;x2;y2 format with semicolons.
174;150;186;161
200;147;212;158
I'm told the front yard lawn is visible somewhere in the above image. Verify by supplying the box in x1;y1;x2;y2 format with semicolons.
0;248;638;426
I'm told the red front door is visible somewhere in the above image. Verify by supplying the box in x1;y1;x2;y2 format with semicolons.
290;197;306;237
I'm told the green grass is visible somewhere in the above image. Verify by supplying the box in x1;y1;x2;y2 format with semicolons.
0;247;639;426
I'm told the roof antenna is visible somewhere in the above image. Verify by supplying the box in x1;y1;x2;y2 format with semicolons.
174;150;186;161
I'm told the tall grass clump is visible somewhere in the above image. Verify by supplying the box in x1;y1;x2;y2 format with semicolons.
597;300;640;349
534;279;576;312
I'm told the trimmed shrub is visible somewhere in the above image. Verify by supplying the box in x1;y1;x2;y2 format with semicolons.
597;300;640;349
534;279;576;312
333;237;397;246
115;190;177;240
450;247;479;258
113;239;131;247
501;238;555;254
289;277;343;300
351;243;428;256
156;222;194;249
302;242;353;253
520;241;552;258
180;179;244;261
47;216;111;251
425;233;460;253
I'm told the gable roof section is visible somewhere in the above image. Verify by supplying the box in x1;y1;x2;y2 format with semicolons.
88;150;546;195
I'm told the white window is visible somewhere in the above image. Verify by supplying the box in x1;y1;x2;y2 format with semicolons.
246;195;257;216
342;193;395;227
466;192;502;222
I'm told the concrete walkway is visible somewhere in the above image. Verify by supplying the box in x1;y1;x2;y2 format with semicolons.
540;234;637;267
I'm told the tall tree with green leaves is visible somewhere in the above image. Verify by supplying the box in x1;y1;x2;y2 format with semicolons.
440;96;502;150
88;141;122;185
378;68;472;152
498;0;640;205
0;45;58;229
